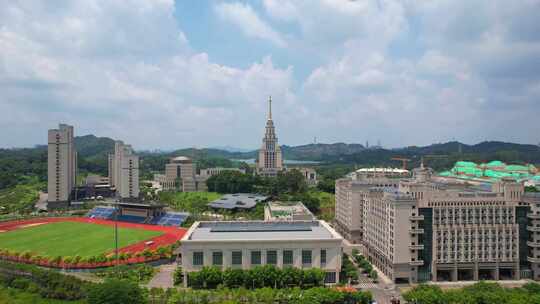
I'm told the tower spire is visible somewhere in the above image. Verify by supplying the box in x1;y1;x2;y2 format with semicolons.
268;95;272;120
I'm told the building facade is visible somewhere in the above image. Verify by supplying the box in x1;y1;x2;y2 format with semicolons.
199;167;246;177
335;166;540;283
180;220;343;286
47;123;77;208
109;141;139;200
256;96;283;177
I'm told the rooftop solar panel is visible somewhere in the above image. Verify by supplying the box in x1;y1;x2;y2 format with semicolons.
206;221;315;232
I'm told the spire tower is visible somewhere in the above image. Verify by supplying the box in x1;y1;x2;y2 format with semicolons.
268;95;272;120
257;95;283;177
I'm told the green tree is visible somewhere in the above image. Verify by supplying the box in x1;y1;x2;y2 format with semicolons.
88;279;145;304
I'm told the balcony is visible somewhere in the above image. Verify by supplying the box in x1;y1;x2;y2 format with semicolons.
409;228;424;234
410;215;424;221
409;260;424;266
409;244;425;250
528;241;540;248
528;213;540;220
527;226;540;232
528;256;540;263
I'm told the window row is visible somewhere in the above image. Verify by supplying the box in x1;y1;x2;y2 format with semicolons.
192;249;327;267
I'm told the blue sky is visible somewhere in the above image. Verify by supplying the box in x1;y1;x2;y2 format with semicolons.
1;1;539;150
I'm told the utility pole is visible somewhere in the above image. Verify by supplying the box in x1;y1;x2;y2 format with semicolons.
114;204;119;271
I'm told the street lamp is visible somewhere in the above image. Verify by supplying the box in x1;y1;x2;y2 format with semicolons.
114;202;119;271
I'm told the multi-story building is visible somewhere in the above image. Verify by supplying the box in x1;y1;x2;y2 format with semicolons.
162;156;203;192
335;165;540;283
256;96;283;177
180;220;343;287
109;141;139;200
335;168;407;243
47;123;77;209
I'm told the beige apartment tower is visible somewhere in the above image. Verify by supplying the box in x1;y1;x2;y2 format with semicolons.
47;124;77;208
108;141;139;200
256;96;283;177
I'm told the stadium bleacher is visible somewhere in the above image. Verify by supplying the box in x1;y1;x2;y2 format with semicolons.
150;212;189;227
87;207;189;227
87;207;116;219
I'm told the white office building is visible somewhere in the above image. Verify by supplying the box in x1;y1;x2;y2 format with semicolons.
180;220;343;286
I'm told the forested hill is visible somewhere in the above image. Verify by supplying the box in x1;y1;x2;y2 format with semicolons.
74;134;115;158
1;136;539;190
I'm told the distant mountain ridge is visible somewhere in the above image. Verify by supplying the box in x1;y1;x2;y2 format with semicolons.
71;135;539;163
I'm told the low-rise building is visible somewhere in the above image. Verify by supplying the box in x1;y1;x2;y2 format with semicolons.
264;201;315;221
208;193;268;210
180;220;343;286
295;167;318;186
199;167;246;177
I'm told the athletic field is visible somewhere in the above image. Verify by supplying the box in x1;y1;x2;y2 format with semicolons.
0;221;162;257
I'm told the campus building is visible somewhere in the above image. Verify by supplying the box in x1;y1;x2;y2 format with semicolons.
335;165;540;283
180;220;343;286
47;123;77;208
256;96;283;177
199;167;246;177
108;141;139;200
264;201;315;221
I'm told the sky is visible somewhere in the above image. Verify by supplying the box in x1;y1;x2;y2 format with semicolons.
1;0;539;150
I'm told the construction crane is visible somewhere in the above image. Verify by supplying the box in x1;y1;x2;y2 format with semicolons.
391;157;411;170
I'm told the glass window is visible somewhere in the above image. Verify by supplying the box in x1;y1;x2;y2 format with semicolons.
193;252;203;266
320;249;327;265
266;250;277;265
251;251;261;265
283;250;293;265
212;251;223;266
232;251;242;265
302;250;312;265
324;272;336;283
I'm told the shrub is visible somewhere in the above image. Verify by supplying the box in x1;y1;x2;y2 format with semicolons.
88;279;145;304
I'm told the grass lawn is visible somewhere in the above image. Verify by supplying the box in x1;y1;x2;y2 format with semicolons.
0;221;162;257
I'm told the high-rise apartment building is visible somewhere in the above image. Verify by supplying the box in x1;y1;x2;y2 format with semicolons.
47;124;77;208
256;96;283;177
335;165;540;283
108;141;139;200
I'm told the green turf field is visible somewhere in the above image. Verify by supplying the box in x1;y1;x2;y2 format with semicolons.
0;221;162;257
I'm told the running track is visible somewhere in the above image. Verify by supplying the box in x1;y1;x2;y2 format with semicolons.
0;217;187;254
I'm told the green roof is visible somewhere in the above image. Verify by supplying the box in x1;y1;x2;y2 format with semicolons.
505;165;529;171
486;160;505;167
455;161;477;167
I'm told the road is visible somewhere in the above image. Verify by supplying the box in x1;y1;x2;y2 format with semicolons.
348;254;403;304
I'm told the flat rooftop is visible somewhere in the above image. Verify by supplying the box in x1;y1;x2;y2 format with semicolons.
208;193;268;209
266;201;313;218
186;220;340;241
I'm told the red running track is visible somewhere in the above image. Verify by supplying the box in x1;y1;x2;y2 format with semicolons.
0;217;186;254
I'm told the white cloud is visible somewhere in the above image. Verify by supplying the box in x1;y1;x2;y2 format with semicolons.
0;0;296;149
214;2;287;47
0;0;539;148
